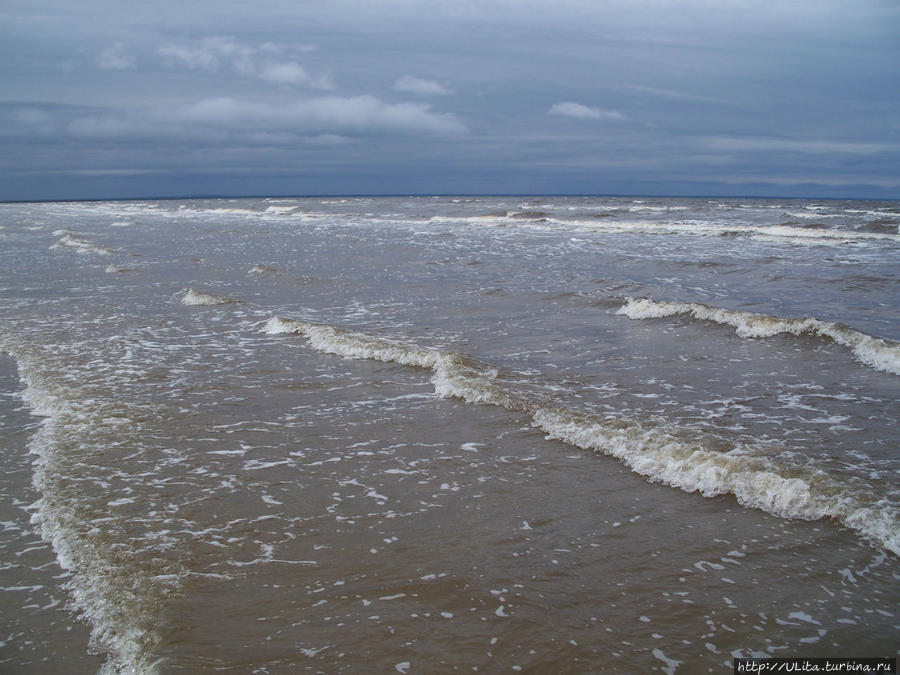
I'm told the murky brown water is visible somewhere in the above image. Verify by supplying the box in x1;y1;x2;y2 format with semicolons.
1;197;897;672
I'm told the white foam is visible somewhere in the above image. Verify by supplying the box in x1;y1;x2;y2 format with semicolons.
52;233;113;256
653;648;682;675
618;297;900;376
785;211;841;220
263;205;299;214
263;316;516;410
554;217;900;244
180;288;240;306
264;316;900;556
248;264;281;275
0;342;177;674
531;406;899;555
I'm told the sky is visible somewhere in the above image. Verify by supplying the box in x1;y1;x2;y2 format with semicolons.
2;0;899;200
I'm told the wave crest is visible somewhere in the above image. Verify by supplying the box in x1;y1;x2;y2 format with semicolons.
51;233;113;256
264;315;899;555
617;297;900;376
0;339;177;674
181;288;240;306
263;316;520;409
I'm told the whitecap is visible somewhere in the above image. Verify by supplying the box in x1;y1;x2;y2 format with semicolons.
264;316;900;555
617;297;900;376
180;288;240;306
52;233;113;256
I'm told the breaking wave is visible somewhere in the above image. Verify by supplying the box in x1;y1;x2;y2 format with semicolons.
617;298;900;376
180;288;240;306
51;232;114;256
0;340;176;674
424;214;900;245
264;316;899;555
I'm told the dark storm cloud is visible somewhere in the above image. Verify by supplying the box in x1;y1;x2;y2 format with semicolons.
2;0;898;199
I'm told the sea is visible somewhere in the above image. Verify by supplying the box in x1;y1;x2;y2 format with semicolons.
0;195;897;673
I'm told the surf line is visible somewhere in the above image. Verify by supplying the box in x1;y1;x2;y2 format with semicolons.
0;339;176;675
617;297;900;376
263;316;899;556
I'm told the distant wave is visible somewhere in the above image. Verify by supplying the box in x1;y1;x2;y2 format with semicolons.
617;297;900;376
51;232;114;256
264;316;899;555
425;214;900;244
180;288;241;306
248;264;282;275
553;219;900;244
65;200;900;244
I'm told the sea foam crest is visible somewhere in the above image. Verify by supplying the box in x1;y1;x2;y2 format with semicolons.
618;297;900;376
264;316;899;555
180;288;240;306
531;407;898;555
429;213;900;244
0;339;175;674
51;233;113;256
263;316;516;409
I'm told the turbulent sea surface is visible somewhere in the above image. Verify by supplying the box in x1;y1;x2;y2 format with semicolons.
0;196;898;673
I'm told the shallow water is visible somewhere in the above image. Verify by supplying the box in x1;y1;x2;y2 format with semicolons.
0;196;897;672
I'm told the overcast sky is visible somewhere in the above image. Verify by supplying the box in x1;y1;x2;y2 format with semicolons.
2;0;898;200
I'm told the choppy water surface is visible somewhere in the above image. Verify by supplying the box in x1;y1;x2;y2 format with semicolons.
0;196;898;672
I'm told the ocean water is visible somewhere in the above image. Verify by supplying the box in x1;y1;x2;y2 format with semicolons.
0;196;897;673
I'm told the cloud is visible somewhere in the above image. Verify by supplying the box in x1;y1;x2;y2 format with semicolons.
260;62;311;85
157;36;241;71
304;133;351;146
61;94;466;144
394;76;452;96
12;108;53;125
4;0;898;199
97;42;135;70
158;37;332;88
2;107;56;138
178;95;467;135
291;96;466;133
548;101;624;121
176;97;269;125
259;62;333;89
703;136;900;156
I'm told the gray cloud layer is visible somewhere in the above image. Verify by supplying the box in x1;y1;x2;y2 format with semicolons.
2;0;898;199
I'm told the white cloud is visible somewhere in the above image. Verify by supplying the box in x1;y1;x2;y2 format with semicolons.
175;95;467;134
157;37;331;88
259;62;333;89
157;38;236;71
260;62;310;86
281;95;466;134
97;42;135;70
65;95;467;141
704;136;900;155
548;101;624;121
394;76;452;96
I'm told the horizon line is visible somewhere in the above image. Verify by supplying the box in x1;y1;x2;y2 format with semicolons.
3;192;898;205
